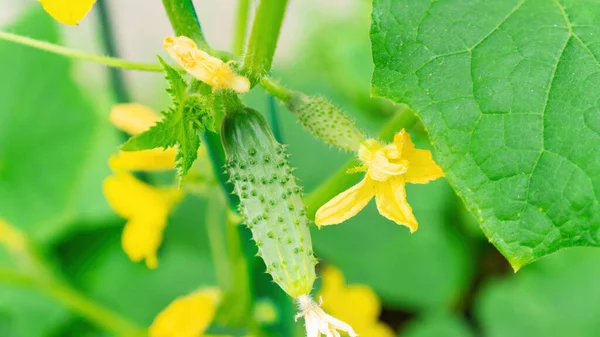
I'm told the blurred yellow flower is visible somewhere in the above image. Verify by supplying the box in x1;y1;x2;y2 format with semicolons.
0;217;26;255
103;172;182;269
319;266;395;337
38;0;96;25
103;103;199;268
164;36;250;93
315;129;443;232
109;149;177;172
150;287;227;337
110;103;160;135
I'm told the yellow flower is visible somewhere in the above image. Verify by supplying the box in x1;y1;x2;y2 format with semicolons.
38;0;96;25
149;288;227;337
315;129;443;232
164;36;250;93
103;172;182;268
109;103;178;171
319;266;395;337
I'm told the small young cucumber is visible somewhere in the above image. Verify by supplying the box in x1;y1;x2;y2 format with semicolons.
286;91;366;152
221;107;317;298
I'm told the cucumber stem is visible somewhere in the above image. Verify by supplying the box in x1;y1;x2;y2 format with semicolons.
242;0;289;85
233;0;251;56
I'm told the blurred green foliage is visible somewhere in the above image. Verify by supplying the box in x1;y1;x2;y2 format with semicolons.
0;9;117;242
402;314;473;337
476;247;600;337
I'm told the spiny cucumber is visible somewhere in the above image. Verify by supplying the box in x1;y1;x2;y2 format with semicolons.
221;107;317;298
286;91;366;152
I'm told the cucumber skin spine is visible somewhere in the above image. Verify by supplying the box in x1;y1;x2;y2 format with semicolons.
221;107;317;298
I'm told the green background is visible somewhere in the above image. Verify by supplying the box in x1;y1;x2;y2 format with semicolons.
1;1;599;337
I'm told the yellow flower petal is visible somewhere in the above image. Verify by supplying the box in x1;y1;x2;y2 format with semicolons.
319;266;345;307
228;74;252;93
315;177;375;226
323;286;381;324
374;177;418;232
368;151;407;182
103;173;182;217
39;0;96;25
121;215;164;269
103;173;183;268
342;285;381;322
355;322;396;337
320;267;380;323
394;129;444;184
110;103;160;135
109;149;177;172
321;265;345;293
319;266;393;337
150;288;220;337
163;36;250;93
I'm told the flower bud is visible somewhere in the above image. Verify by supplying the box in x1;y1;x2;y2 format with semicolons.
286;92;366;152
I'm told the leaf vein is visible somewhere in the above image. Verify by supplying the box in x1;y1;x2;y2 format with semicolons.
520;34;572;214
554;0;600;69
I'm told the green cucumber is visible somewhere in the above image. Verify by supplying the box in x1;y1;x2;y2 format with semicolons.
221;107;317;298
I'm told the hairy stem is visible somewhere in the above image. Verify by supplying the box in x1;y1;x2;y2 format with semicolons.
212;210;253;327
162;0;209;50
0;31;162;72
206;193;233;291
242;0;289;85
260;76;291;101
0;31;293;100
267;94;283;142
233;0;251;56
304;159;360;219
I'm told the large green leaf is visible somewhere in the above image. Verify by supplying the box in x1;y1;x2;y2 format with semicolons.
371;0;600;268
475;247;600;337
0;8;117;241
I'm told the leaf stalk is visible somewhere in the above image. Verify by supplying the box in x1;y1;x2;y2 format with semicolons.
242;0;289;85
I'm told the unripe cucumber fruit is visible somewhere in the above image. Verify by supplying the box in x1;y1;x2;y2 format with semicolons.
221;107;317;298
286;91;366;152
